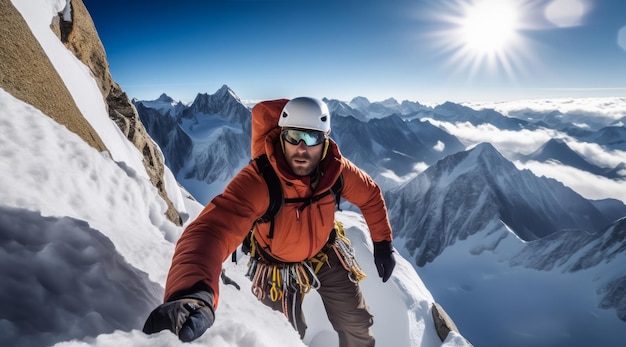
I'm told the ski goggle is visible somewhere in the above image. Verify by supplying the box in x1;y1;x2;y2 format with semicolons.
281;129;327;147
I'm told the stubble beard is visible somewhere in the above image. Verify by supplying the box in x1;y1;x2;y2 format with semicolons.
287;153;317;176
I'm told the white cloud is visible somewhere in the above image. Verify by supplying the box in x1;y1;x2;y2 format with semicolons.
515;160;626;202
428;119;560;157
434;140;446;152
566;141;626;169
465;96;626;123
424;117;626;203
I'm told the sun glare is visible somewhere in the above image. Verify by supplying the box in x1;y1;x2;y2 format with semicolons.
461;1;518;54
429;0;534;80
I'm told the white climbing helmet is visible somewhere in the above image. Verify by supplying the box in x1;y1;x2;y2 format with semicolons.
278;97;331;134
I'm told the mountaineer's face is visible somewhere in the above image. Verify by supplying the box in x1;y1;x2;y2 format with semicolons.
281;129;325;176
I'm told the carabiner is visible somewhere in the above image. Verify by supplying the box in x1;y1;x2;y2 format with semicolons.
270;266;282;302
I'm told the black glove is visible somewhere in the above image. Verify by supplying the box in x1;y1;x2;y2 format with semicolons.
373;240;396;283
143;287;215;342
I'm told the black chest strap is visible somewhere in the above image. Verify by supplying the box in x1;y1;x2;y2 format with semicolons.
254;154;343;239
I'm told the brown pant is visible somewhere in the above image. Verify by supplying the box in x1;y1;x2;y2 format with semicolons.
261;249;375;347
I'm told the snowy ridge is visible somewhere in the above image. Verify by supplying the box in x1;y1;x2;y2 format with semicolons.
510;217;626;323
134;93;186;114
345;96;428;119
431;102;530;130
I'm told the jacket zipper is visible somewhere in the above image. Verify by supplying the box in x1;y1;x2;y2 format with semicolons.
317;204;324;227
307;205;314;259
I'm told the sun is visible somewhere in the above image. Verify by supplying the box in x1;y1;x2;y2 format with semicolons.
460;0;518;54
428;0;533;80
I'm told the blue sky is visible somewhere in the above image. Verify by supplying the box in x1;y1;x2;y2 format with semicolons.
83;0;626;105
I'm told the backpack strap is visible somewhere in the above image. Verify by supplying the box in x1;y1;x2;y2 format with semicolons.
283;173;343;212
255;154;284;224
330;173;343;211
233;155;345;262
233;154;281;262
254;154;343;238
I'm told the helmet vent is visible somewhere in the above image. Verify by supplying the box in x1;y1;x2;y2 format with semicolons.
277;97;331;133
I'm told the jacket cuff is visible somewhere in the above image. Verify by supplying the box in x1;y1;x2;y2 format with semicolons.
373;240;393;256
167;281;215;309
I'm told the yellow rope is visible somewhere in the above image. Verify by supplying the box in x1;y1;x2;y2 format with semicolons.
332;220;367;282
247;220;367;319
310;251;330;274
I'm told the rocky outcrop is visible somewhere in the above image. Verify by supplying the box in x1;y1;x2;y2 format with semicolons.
1;0;181;225
53;0;182;225
431;303;469;344
0;0;107;153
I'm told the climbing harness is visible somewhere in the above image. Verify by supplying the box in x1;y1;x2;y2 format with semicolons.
245;220;366;329
248;257;320;304
247;253;321;331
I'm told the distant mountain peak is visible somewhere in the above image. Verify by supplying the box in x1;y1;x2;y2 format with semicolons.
529;137;571;157
544;137;567;146
215;84;240;101
380;97;400;107
349;96;371;108
156;93;174;103
471;141;498;153
467;142;506;164
191;85;241;108
179;86;251;129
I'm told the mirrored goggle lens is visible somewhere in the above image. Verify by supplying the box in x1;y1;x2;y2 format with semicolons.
281;129;326;146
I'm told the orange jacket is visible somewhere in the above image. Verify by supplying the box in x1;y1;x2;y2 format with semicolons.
164;128;393;308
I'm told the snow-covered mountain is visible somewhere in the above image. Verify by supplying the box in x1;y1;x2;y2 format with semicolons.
133;93;187;114
506;107;624;132
511;216;626;321
0;83;468;347
134;86;252;204
387;142;625;263
345;96;428;119
135;90;466;202
581;125;626;151
332;113;465;178
422;102;531;130
385;142;626;346
2;1;468;347
135;100;193;175
519;138;626;179
182;85;251;127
